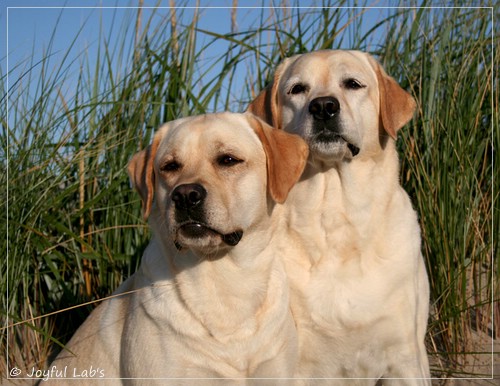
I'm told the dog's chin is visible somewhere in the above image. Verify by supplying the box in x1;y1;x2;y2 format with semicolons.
174;223;243;253
308;133;360;163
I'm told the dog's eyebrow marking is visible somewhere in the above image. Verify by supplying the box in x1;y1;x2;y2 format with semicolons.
283;76;305;90
340;72;366;82
213;140;244;157
158;151;178;167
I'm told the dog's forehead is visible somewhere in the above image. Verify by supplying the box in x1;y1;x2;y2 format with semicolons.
156;113;262;158
283;50;376;85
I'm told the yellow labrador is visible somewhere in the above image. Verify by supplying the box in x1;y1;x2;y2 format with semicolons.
248;50;431;385
49;112;308;385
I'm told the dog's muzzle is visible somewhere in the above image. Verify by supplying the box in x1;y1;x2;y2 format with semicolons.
171;183;244;250
308;96;360;157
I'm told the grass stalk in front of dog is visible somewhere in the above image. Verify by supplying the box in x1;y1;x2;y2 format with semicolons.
2;1;496;381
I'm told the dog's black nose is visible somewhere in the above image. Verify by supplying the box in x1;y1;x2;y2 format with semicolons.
172;184;207;210
309;97;340;120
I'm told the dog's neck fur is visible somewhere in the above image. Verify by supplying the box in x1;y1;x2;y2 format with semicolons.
286;140;406;266
141;206;289;343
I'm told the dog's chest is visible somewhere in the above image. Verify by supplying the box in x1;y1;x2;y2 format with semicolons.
286;170;417;330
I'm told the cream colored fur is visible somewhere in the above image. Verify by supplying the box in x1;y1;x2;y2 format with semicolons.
48;112;308;385
248;50;431;385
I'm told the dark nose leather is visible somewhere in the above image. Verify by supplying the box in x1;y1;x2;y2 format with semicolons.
308;96;340;120
171;184;207;210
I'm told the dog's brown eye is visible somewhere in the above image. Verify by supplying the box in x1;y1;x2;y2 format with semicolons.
160;161;181;172
289;83;307;95
344;78;365;90
217;155;243;167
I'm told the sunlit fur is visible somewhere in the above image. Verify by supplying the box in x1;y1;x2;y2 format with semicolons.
248;50;431;385
48;112;308;384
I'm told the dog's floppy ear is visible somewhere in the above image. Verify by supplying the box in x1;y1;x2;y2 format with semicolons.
128;134;161;220
246;80;280;129
247;56;296;130
247;113;309;204
369;56;416;139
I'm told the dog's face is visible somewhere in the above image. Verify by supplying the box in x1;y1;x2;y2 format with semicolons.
248;50;416;164
128;112;308;255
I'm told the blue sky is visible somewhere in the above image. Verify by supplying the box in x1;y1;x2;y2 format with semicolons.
3;1;253;92
3;1;492;115
1;1;493;81
3;1;258;64
2;0;395;114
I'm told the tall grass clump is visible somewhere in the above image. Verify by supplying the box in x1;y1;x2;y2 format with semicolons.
383;6;496;378
2;0;496;382
2;5;251;374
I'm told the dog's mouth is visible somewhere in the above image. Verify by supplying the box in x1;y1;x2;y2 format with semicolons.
175;222;243;250
312;130;360;157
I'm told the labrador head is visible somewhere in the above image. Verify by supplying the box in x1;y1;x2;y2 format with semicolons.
128;112;308;254
248;50;416;164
